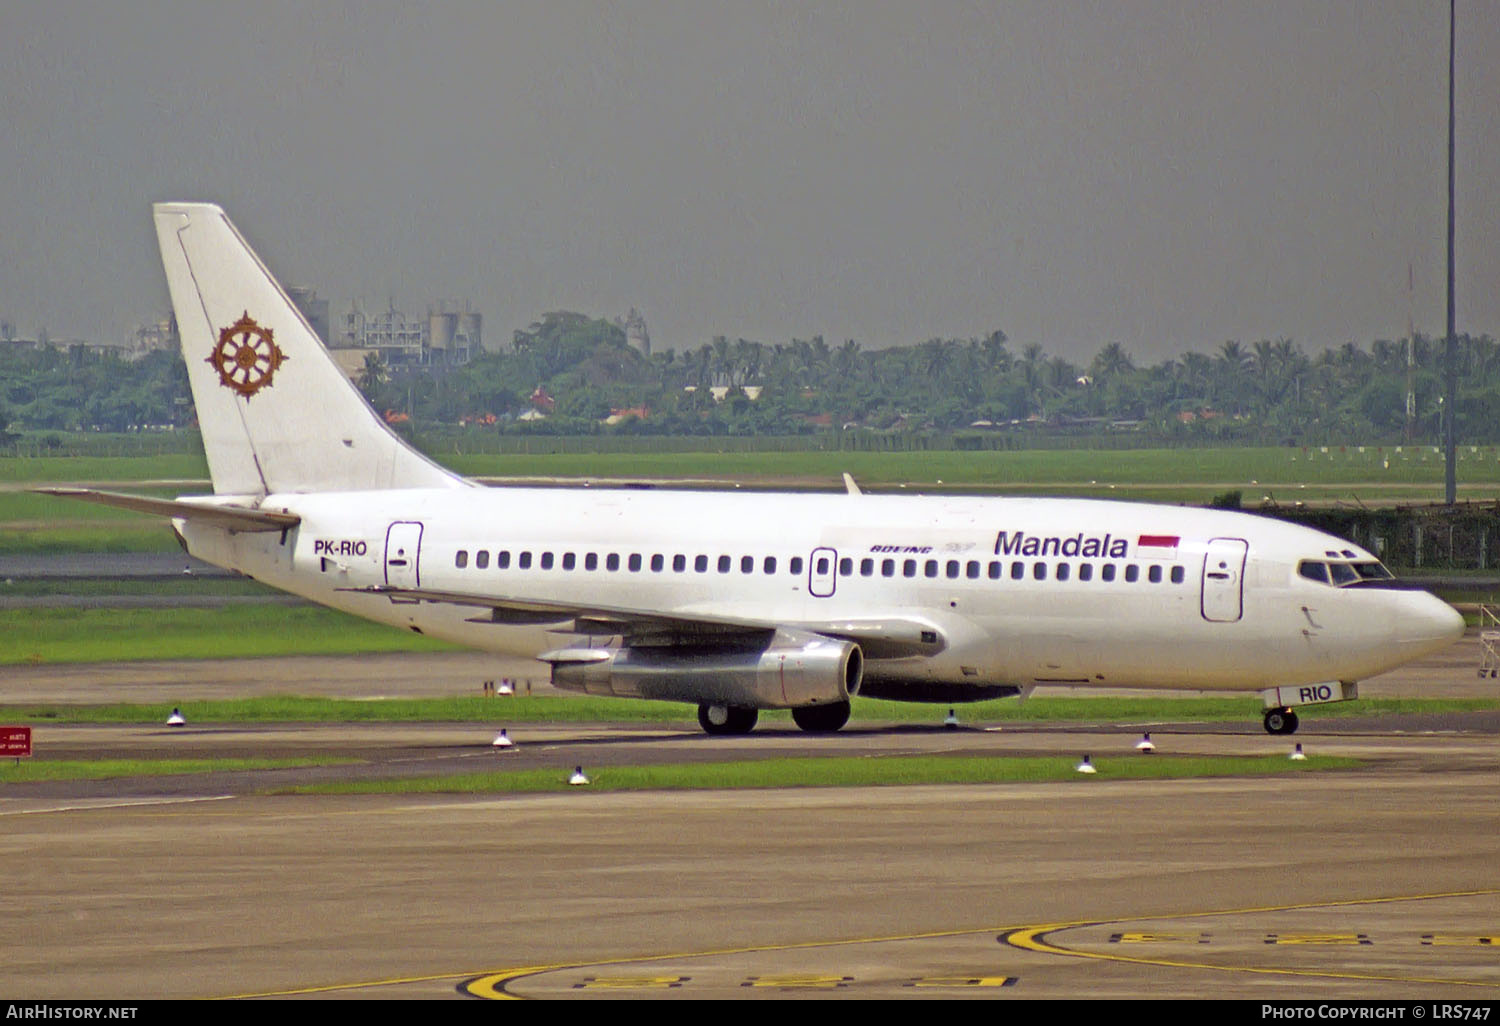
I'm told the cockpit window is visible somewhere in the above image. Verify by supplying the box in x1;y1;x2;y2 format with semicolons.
1298;560;1329;584
1328;562;1359;586
1300;558;1396;587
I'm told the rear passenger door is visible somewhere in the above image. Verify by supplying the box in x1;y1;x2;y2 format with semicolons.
384;521;424;591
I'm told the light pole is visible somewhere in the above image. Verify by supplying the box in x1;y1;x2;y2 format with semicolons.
1444;0;1457;505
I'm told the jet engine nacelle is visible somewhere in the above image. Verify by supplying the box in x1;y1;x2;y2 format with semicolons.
545;629;863;710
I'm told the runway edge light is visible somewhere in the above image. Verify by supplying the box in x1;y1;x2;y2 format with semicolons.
1076;755;1096;774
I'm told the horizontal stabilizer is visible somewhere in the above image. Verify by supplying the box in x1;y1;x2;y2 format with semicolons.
35;488;301;533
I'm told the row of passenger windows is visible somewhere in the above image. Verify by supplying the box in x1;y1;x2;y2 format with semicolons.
452;548;1188;585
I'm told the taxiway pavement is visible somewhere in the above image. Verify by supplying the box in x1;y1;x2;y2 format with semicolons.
1;641;1498;1000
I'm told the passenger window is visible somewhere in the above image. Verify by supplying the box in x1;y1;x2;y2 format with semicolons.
497;550;511;569
475;550;489;569
1124;564;1138;583
518;551;532;569
967;560;980;579
882;559;895;577
790;557;804;574
1011;561;1024;580
651;554;665;572
860;558;874;577
673;555;686;572
1100;563;1115;581
606;553;620;571
815;557;830;575
1032;561;1047;580
764;556;777;574
839;557;853;576
1056;562;1070;581
1170;565;1185;584
583;553;596;571
455;550;468;569
945;560;960;579
988;561;1002;579
628;553;642;572
925;560;939;578
562;553;576;571
1078;563;1092;581
540;552;554;570
742;555;755;574
1148;564;1162;583
696;555;709;573
903;559;917;578
718;555;731;573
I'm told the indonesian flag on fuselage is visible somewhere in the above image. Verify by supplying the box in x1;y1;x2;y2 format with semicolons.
1136;534;1180;560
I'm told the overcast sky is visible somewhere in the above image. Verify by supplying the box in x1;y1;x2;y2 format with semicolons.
2;1;1495;364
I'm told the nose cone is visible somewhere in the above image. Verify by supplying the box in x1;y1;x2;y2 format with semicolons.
1402;592;1466;654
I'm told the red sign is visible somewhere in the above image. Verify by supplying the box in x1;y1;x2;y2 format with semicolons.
2;726;32;758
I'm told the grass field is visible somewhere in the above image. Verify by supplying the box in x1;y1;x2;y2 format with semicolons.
0;605;458;664
8;445;1499;489
282;754;1361;795
6;444;1499;555
4;694;1493;725
0;756;354;783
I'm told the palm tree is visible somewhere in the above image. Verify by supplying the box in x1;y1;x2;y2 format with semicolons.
357;351;389;397
1089;342;1134;385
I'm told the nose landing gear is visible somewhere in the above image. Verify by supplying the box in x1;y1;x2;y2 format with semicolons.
1263;708;1300;735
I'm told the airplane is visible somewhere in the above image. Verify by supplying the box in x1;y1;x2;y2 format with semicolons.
41;203;1466;737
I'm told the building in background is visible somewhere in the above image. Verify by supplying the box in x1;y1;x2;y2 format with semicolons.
616;307;650;357
337;299;482;368
286;286;330;345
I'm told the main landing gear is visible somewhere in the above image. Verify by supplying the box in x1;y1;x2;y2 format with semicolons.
1263;708;1300;735
791;700;851;734
696;700;853;735
697;704;758;735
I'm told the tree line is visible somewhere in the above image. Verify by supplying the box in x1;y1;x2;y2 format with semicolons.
3;315;1497;447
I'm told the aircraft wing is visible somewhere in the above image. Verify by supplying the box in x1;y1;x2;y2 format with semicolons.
34;488;301;533
342;584;942;658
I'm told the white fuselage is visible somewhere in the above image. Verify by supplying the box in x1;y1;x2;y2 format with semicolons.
178;487;1464;696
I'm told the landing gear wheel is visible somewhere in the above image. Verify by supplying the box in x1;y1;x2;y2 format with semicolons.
698;704;758;736
1263;708;1299;735
791;700;851;734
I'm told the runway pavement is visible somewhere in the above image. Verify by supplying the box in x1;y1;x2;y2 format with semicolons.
1;644;1499;1000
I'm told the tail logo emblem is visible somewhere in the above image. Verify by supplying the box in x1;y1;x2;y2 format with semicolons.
209;312;287;399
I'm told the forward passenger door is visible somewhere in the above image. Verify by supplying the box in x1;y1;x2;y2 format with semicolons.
1201;537;1248;622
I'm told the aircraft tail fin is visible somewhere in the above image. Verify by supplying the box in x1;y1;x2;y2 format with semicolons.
153;203;470;496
